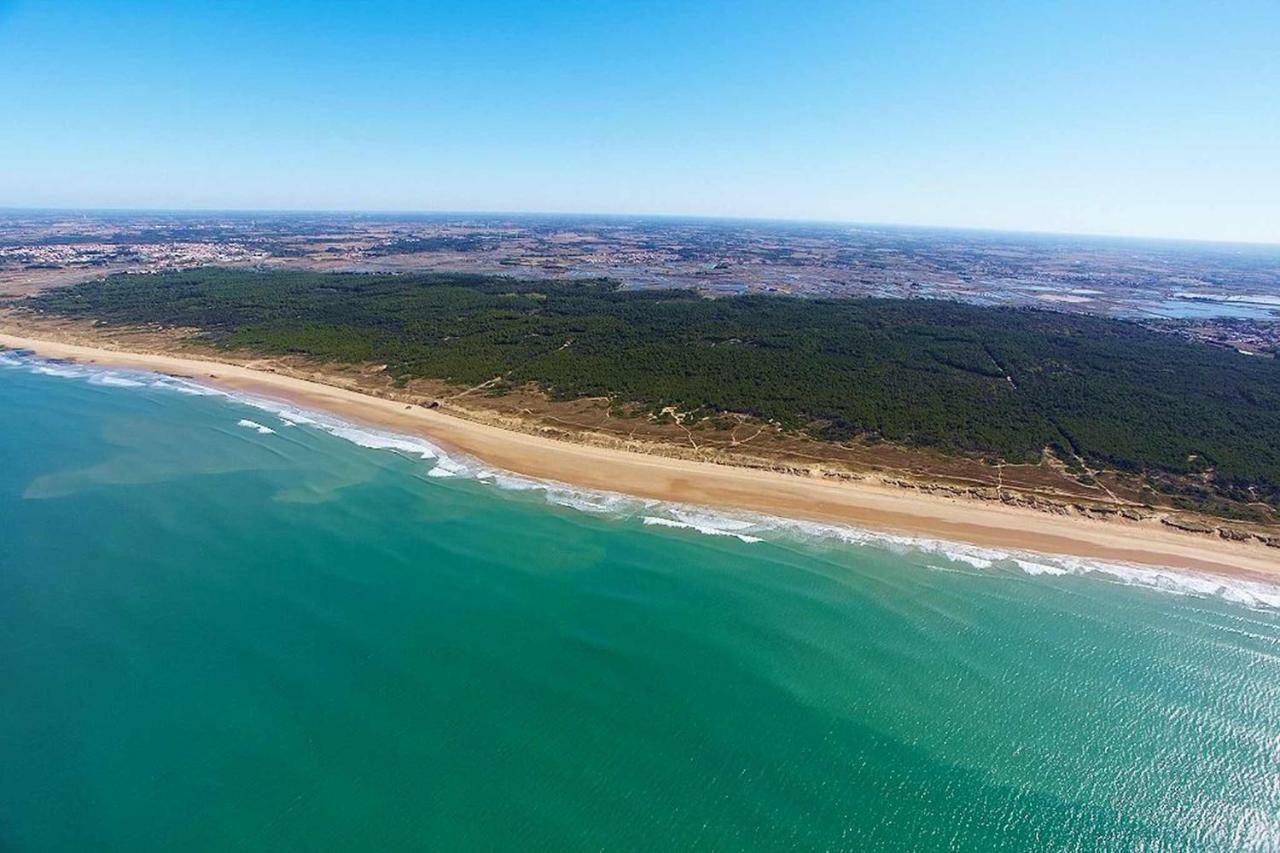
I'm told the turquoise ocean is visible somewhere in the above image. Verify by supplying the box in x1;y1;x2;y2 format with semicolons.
2;349;1279;851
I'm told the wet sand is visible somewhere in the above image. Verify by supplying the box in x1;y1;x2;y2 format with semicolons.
3;331;1277;581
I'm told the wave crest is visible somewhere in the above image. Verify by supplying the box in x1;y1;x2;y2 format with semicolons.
5;347;1278;610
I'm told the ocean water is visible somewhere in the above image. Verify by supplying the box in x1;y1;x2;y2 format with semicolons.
2;352;1280;851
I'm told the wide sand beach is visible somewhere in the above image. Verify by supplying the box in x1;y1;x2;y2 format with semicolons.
3;331;1277;581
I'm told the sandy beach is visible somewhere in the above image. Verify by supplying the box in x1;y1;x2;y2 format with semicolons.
3;331;1278;581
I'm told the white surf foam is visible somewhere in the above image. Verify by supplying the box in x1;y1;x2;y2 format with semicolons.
236;419;276;435
325;425;438;459
31;363;84;378
648;511;1280;610
223;392;470;478
148;376;223;396
1014;558;1070;576
90;373;146;388
7;347;1279;610
545;489;635;515
426;457;468;478
643;515;764;543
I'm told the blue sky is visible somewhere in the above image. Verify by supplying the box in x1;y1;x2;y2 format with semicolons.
1;0;1277;242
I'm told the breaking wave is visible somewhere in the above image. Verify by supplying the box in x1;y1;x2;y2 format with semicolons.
4;347;1278;610
236;419;276;435
643;513;764;543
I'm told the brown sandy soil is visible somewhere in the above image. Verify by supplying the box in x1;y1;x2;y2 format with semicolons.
3;313;1268;526
0;265;137;298
2;316;1277;582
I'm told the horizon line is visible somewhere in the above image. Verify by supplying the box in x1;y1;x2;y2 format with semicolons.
2;205;1277;251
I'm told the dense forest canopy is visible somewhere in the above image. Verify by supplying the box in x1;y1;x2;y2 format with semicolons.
24;268;1280;503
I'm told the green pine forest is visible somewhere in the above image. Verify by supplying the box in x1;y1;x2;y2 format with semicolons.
23;268;1280;510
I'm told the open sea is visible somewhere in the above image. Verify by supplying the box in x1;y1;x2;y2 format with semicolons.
2;349;1280;851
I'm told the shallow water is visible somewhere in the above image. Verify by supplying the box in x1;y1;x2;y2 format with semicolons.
3;353;1279;850
1149;298;1278;320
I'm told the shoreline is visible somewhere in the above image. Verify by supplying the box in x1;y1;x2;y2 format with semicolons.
3;331;1278;582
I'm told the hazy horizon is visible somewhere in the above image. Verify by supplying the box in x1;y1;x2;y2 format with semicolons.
8;205;1280;250
2;1;1278;244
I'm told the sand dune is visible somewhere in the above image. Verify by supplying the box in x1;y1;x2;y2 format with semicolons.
3;331;1277;581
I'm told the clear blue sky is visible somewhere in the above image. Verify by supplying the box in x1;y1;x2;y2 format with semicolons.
2;0;1277;243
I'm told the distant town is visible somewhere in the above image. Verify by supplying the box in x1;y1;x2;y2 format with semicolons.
3;209;1278;356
